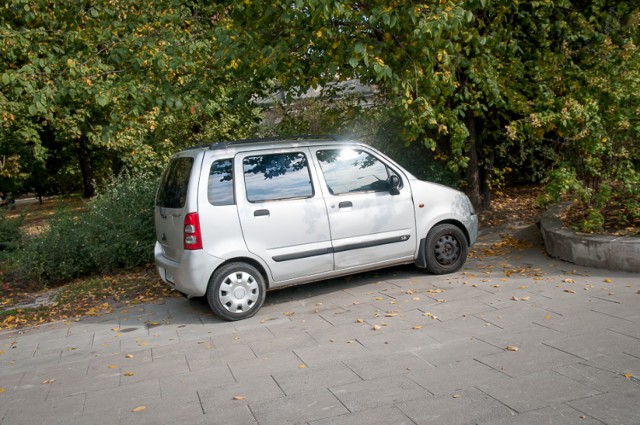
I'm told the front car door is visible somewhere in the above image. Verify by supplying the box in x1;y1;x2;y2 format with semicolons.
313;146;417;270
235;148;334;283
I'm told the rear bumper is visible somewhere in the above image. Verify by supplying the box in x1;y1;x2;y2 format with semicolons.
154;242;222;297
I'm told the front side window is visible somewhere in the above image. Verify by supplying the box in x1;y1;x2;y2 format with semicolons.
316;149;398;195
156;157;194;208
243;152;314;202
208;159;234;206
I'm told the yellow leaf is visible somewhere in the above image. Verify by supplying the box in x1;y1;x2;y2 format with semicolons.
511;296;520;301
356;319;364;323
132;406;146;413
406;290;414;295
412;297;420;301
41;379;56;384
385;312;399;317
604;279;612;283
624;373;632;379
413;325;424;330
564;289;576;294
520;296;530;301
0;388;5;393
297;364;306;369
544;314;552;320
123;372;135;377
374;297;384;301
452;393;461;398
232;395;246;400
372;325;382;330
125;354;134;358
563;278;575;283
108;365;118;369
505;345;519;352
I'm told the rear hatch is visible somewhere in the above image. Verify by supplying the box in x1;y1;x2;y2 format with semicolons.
155;152;201;262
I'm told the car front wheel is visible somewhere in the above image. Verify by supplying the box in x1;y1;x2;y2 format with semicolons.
424;224;468;274
207;262;266;321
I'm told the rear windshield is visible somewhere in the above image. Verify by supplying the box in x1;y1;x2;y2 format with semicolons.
156;157;194;208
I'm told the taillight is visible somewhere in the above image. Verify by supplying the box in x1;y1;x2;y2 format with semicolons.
184;212;203;250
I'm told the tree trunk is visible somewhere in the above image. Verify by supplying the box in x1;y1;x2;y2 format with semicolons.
77;138;96;198
465;114;491;211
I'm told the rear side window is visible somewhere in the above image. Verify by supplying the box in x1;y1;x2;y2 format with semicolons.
156;157;194;208
208;159;234;206
243;152;314;202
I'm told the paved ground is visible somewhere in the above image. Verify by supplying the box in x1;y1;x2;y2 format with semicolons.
1;224;639;425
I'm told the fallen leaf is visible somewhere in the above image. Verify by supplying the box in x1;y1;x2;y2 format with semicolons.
372;325;382;331
423;312;438;320
520;296;530;301
297;364;306;369
452;393;461;398
123;372;135;377
511;296;520;301
132;406;146;413
563;278;575;283
232;395;246;400
406;290;414;295
0;388;5;393
41;379;56;384
374;297;384;301
125;354;134;358
624;373;633;379
385;312;399;317
603;279;612;283
107;365;118;369
355;319;364;323
544;314;552;320
413;325;424;330
564;289;576;294
412;297;421;301
505;345;519;352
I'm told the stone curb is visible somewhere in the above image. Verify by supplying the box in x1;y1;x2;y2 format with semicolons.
539;202;640;273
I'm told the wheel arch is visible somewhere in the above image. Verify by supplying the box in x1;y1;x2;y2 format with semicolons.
209;257;271;292
416;219;470;269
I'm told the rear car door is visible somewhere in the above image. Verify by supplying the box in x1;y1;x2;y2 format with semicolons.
313;147;417;270
235;148;334;283
155;151;200;268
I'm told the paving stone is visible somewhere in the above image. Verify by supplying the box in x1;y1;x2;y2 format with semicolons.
567;389;640;425
250;389;348;425
119;390;206;425
272;361;362;395
330;375;430;412
419;315;503;343
581;352;640;377
159;364;236;401
406;359;510;395
544;329;640;360
46;369;120;399
475;305;562;330
185;343;256;371
475;323;566;350
309;406;414;425
228;350;304;381
480;403;602;425
418;297;497;321
355;328;441;354
0;350;62;376
396;388;515;425
83;379;162;415
413;337;503;367
477;370;600;413
294;340;367;367
609;321;640;340
150;337;215;359
197;374;284;411
343;351;431;380
116;353;190;384
477;342;580;377
2;393;86;425
533;310;631;336
553;362;639;393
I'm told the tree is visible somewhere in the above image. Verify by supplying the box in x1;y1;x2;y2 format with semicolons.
216;0;639;212
0;1;258;197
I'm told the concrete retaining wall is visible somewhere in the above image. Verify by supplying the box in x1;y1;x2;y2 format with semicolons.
539;203;640;273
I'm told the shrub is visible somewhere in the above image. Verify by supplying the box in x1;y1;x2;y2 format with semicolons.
0;209;25;258
8;174;158;285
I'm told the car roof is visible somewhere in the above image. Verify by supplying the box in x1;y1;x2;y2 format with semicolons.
181;135;365;154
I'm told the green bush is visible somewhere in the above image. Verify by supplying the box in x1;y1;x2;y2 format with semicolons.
8;174;158;285
0;209;25;259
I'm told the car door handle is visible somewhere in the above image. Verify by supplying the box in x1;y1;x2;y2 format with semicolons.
254;209;270;217
338;201;352;209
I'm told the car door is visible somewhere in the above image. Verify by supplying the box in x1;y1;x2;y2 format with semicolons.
235;148;334;283
313;147;417;270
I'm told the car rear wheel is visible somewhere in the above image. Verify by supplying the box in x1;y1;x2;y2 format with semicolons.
207;262;266;321
424;224;468;274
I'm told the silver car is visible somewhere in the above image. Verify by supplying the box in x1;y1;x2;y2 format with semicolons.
155;137;478;320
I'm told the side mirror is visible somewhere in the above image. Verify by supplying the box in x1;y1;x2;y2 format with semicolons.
389;175;401;195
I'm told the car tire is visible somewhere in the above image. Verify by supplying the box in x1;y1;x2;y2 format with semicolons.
207;262;266;321
424;224;468;274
